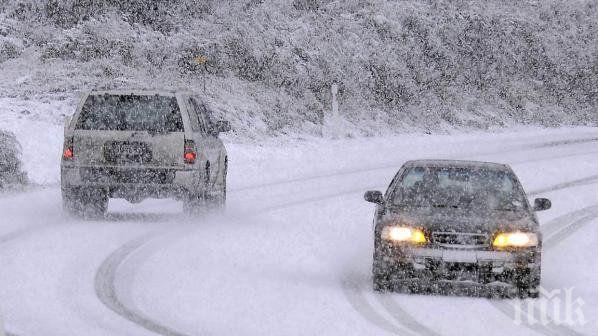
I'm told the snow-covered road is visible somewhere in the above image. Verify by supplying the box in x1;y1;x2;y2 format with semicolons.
1;128;598;336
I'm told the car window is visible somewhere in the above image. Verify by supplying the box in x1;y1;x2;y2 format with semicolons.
186;98;201;132
76;95;183;132
189;98;210;134
401;167;425;188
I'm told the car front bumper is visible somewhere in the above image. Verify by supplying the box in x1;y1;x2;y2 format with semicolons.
376;245;541;287
396;246;539;272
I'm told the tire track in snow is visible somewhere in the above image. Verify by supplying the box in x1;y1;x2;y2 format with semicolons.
93;135;598;336
0;226;51;336
95;233;192;336
375;295;443;336
340;273;417;336
93;184;392;336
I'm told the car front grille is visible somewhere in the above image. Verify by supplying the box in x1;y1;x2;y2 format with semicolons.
432;232;490;248
80;168;175;184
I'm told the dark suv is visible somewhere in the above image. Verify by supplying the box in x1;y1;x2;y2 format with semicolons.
364;160;551;298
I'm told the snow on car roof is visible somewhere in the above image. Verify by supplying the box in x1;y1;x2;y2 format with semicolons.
403;159;510;170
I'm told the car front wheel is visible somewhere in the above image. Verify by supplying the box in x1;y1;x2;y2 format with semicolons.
514;268;541;299
373;272;392;292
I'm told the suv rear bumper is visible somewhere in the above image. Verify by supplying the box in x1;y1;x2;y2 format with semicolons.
61;165;204;198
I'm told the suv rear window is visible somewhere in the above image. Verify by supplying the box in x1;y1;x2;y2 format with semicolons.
76;95;184;132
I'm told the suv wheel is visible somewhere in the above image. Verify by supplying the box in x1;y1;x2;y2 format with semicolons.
206;163;227;210
184;160;227;215
184;163;212;215
63;187;108;219
183;192;206;215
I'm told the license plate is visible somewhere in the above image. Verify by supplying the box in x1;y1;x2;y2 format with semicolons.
104;142;152;164
119;144;145;156
442;250;477;263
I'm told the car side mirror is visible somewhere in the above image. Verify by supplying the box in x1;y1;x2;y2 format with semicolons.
533;198;551;211
211;120;231;135
364;190;384;205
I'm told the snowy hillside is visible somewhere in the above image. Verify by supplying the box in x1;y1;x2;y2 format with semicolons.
0;0;597;137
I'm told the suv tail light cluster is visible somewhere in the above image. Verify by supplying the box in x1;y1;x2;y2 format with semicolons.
63;137;74;160
184;139;197;164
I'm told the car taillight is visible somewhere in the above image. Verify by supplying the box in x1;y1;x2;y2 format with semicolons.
184;139;197;164
63;137;74;160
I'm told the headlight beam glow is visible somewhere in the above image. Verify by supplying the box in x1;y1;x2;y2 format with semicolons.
382;226;427;244
493;231;538;248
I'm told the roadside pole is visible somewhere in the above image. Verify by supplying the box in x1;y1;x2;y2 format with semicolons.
194;55;208;92
331;83;339;119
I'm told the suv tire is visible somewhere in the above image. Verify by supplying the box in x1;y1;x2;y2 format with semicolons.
183;192;206;215
63;187;108;219
206;162;227;210
185;161;227;215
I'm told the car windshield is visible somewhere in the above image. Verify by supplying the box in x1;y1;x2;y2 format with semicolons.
76;95;184;132
390;166;526;211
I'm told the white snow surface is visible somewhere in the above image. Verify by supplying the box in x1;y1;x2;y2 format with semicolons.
0;118;597;335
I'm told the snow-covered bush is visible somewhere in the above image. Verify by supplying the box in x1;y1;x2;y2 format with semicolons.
0;130;28;188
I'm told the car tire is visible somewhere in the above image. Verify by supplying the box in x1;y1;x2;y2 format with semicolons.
516;284;540;299
372;259;393;292
514;268;541;299
63;187;108;219
373;272;392;292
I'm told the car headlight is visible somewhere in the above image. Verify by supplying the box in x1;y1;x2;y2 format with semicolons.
492;232;538;248
381;226;427;244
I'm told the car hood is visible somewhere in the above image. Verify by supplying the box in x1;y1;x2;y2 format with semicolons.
381;206;537;233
